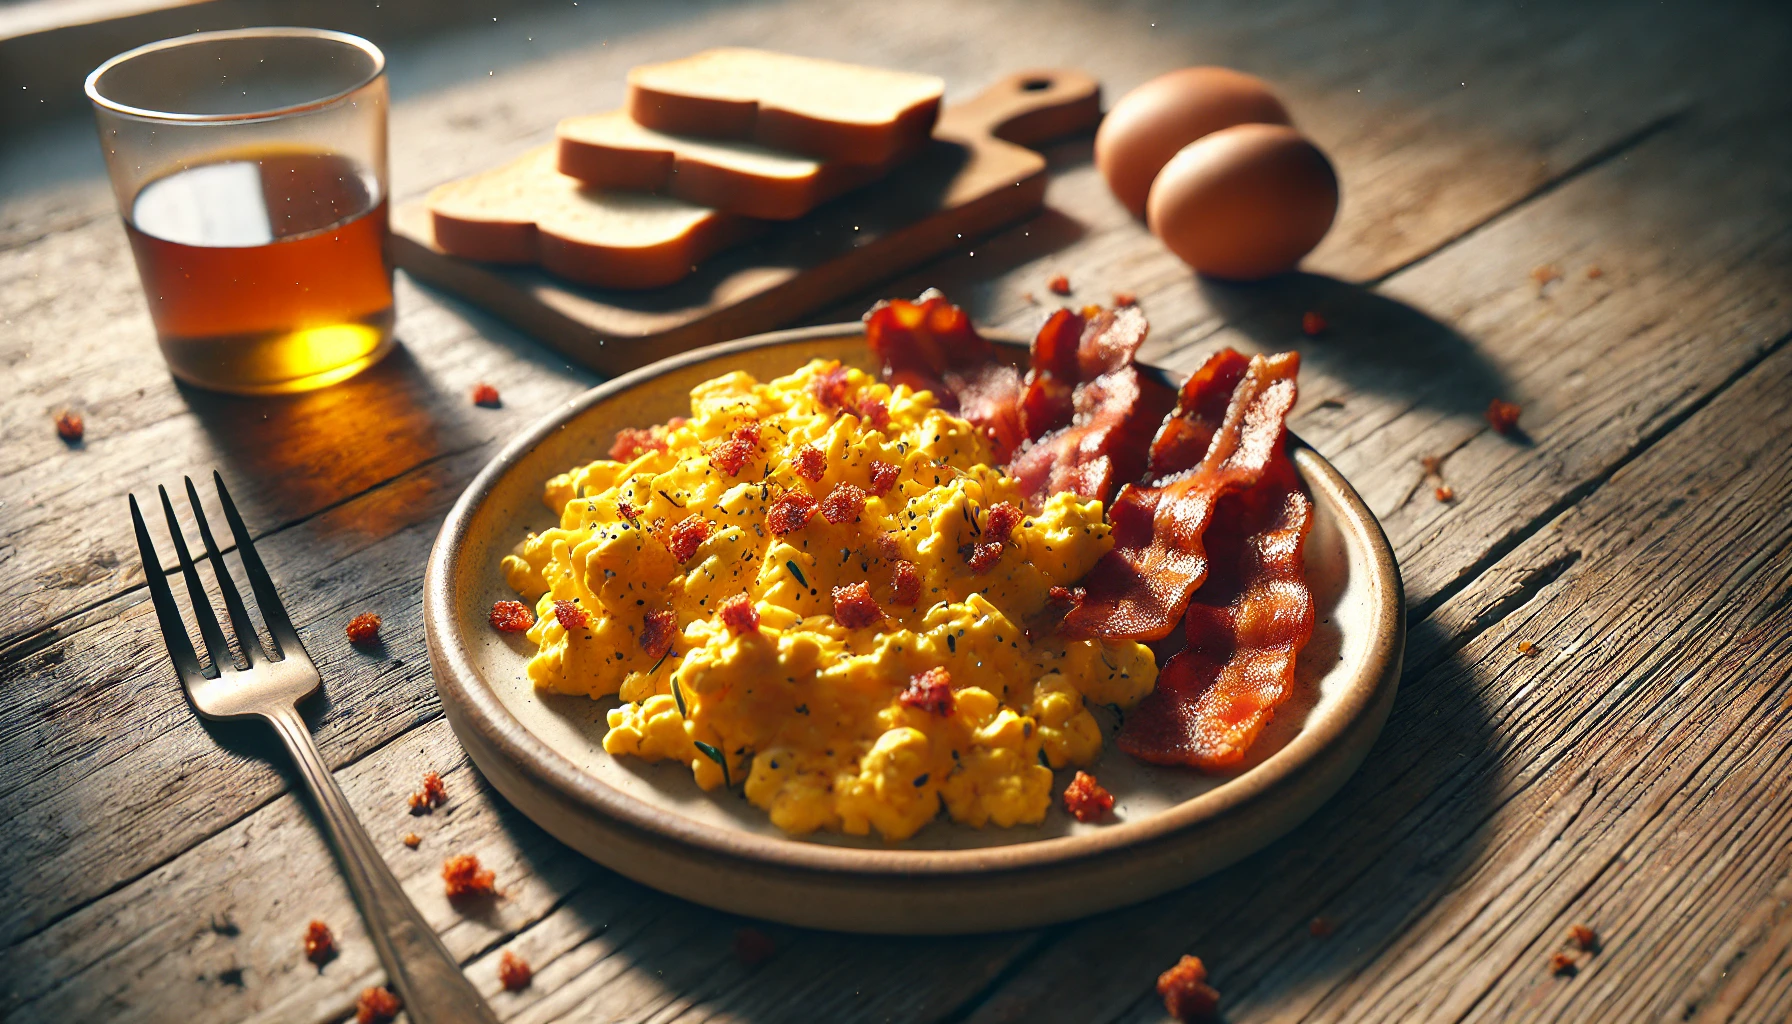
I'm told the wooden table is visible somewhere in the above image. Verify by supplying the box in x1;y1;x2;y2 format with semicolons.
4;1;1789;1020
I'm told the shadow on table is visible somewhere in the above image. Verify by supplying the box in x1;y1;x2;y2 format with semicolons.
1197;271;1515;421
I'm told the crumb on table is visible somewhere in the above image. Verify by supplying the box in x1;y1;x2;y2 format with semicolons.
1157;954;1220;1021
472;382;501;407
1569;924;1599;951
54;409;84;442
1549;952;1578;977
1486;398;1523;435
303;920;336;966
1062;770;1115;822
408;771;447;814
345;612;381;645
1531;264;1560;288
402;832;422;849
1518;640;1539;657
1302;311;1327;336
1113;291;1137;307
1435;485;1456;502
355;986;402;1024
1047;273;1071;295
443;852;496;899
498;949;533;991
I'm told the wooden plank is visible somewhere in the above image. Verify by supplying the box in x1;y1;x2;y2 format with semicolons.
957;327;1792;1024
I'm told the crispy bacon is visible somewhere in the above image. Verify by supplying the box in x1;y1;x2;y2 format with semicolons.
660;516;712;562
856;397;890;430
553;600;588;630
718;594;760;635
867;460;901;496
898;667;954;714
1117;449;1313;769
1059;350;1299;641
1146;348;1251;477
821;483;867;524
640;610;677;660
864;290;1025;461
710;424;760;477
889;559;922;605
792;445;827;481
810;362;852;408
609;417;687;461
1010;365;1178;511
766;491;818;536
1019;306;1151;441
832;582;884;629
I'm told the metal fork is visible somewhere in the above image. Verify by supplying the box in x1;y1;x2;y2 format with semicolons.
131;472;499;1024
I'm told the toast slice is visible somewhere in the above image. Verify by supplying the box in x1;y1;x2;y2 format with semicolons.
426;147;755;290
556;110;909;220
626;48;943;165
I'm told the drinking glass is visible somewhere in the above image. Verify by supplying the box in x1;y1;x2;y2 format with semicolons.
87;28;394;395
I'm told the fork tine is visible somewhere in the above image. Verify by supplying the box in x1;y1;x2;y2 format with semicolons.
212;471;308;663
185;476;263;666
159;484;234;675
131;494;206;686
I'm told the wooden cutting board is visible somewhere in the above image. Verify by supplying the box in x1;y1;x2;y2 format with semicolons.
390;69;1100;376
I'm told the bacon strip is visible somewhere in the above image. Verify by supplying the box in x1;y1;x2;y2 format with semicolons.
864;290;1025;461
1058;350;1299;641
1009;365;1177;512
1019;306;1152;441
1117;449;1313;768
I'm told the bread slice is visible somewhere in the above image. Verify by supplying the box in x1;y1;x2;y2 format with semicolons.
426;147;755;290
555;110;908;220
626;48;943;165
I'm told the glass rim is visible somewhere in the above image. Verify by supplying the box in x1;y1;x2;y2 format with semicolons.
85;27;386;124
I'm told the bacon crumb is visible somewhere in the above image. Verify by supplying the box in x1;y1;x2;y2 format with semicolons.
1435;485;1455;502
355;986;401;1024
1586;265;1604;280
792;445;827;481
1518;640;1539;657
1309;916;1336;938
810;363;852;408
855;396;890;430
408;771;447;814
345;612;382;645
821;483;867;524
641;610;677;660
1420;454;1444;476
617;500;640;522
1157;955;1220;1022
734;926;776;968
1531;264;1561;288
1487;398;1523;435
303;920;337;966
609;426;667;461
1062;770;1114;822
832;581;884;629
490;600;535;633
553;599;588;630
402;832;422;848
471;382;501;407
867;459;901;496
962;540;1005;574
709;425;761;477
872;531;903;562
442;853;496;899
1569;924;1599;952
984;502;1023;542
661;515;713;562
889;559;922;605
898;667;954;715
1549;952;1578;977
1047;273;1071;295
1302;311;1327;336
498;949;533;991
767;491;819;536
1113;291;1137;307
718;593;760;636
54;409;84;442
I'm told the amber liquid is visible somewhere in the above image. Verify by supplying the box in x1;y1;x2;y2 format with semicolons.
126;150;394;394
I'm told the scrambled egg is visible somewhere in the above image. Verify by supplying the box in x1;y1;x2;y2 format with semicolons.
502;360;1156;841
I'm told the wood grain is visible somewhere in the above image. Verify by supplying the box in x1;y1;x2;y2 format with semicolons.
3;0;1790;1021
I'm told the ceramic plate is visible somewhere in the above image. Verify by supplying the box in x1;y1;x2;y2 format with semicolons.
423;322;1403;934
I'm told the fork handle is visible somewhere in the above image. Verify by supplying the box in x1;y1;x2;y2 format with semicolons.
265;704;500;1024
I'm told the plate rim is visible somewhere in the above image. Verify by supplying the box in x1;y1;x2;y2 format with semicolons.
423;321;1404;878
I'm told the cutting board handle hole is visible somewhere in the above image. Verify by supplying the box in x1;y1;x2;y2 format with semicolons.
1019;77;1053;91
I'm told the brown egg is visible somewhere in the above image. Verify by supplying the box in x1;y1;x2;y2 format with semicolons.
1146;123;1338;281
1095;67;1291;218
